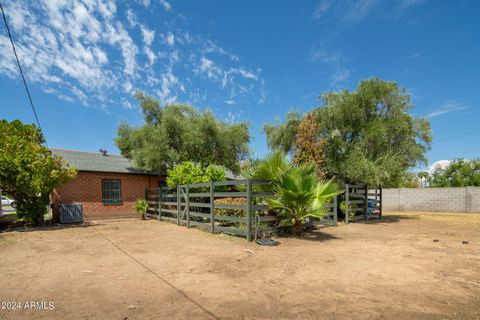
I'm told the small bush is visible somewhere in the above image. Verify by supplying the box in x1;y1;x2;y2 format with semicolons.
166;162;225;187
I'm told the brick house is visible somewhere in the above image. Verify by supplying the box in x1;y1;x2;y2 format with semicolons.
50;149;164;220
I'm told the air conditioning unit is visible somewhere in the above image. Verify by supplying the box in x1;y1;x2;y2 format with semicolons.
60;203;84;224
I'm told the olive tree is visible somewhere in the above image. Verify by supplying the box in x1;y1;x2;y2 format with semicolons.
116;92;250;174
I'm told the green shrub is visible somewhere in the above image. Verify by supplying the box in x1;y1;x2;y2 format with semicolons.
340;201;356;219
166;162;225;187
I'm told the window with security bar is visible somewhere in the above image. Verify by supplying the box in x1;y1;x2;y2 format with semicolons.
102;179;122;204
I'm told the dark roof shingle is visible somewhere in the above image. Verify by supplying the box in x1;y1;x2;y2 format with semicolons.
50;149;158;175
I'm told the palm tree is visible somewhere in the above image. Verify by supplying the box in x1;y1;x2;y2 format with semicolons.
243;151;341;234
241;150;291;192
267;164;340;234
133;199;149;220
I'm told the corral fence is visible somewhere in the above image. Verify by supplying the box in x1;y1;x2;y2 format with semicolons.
145;179;338;241
344;183;382;224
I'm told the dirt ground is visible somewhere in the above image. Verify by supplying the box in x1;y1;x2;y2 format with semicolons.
0;212;479;320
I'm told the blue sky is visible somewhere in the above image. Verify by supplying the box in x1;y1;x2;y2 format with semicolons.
1;0;479;170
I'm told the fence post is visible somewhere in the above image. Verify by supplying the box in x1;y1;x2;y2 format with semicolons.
186;184;190;228
345;184;349;224
176;186;180;226
158;187;162;221
145;188;149;218
210;182;215;234
333;196;338;226
364;184;368;222
246;180;252;241
379;186;383;219
0;189;3;216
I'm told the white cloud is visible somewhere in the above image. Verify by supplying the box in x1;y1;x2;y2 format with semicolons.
159;0;172;11
426;99;468;118
238;68;258;80
409;52;421;59
393;0;427;20
144;46;156;65
313;0;425;25
343;0;380;25
225;100;235;105
0;1;265;110
155;68;178;103
330;69;350;86
165;32;175;46
126;9;137;27
140;25;155;46
311;47;345;64
313;0;332;20
428;160;451;173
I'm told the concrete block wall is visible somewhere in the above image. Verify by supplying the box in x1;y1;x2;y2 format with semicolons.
383;187;480;213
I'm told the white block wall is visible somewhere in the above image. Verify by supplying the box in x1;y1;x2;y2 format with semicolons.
383;187;480;213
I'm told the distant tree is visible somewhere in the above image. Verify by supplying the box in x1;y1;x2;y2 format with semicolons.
263;112;302;154
115;92;250;174
0;120;77;224
428;158;480;187
166;162;225;187
400;172;421;188
417;171;429;188
293;112;326;177
314;78;431;187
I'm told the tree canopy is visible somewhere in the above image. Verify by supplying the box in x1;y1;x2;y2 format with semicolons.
0;120;77;223
263;112;302;154
428;159;480;187
264;78;432;187
115;92;250;174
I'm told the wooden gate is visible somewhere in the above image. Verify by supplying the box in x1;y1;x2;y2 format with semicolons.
344;183;382;224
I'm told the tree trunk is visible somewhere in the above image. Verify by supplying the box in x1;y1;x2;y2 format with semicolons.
141;213;146;220
292;219;303;235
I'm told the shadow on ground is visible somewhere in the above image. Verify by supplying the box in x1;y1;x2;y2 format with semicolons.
0;221;105;233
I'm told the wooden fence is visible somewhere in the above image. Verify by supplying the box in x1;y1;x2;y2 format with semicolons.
344;183;382;224
146;179;338;241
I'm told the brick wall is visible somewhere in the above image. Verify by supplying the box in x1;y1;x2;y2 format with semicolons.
383;187;480;213
51;171;163;220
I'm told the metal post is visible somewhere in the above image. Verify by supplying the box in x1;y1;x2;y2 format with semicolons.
158;187;162;221
333;196;338;226
246;180;252;241
210;182;215;234
364;184;368;222
176;186;180;225
345;184;349;224
186;185;190;228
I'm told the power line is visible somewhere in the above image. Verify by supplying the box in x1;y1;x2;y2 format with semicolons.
0;2;48;147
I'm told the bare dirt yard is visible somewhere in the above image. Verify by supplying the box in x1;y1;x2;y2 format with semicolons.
0;212;479;320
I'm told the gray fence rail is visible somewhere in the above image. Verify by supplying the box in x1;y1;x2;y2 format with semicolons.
146;179;338;241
